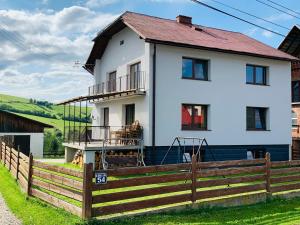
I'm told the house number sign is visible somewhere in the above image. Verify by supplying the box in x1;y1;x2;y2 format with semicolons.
95;172;107;184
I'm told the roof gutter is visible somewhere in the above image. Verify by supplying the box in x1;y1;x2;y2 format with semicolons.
152;43;156;150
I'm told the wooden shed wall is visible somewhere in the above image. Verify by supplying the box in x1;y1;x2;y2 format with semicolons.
0;111;50;133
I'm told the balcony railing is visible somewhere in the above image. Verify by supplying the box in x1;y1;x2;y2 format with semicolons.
64;125;143;146
88;71;146;96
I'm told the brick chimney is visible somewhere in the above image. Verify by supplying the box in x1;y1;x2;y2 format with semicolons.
176;15;192;25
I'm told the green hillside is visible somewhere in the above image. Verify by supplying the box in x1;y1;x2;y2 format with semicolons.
0;94;92;158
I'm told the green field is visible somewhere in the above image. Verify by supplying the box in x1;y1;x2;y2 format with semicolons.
0;93;92;129
16;113;88;132
2;164;300;225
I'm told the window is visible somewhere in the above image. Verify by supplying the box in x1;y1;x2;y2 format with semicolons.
292;110;298;128
246;107;267;130
182;104;207;130
182;58;208;80
130;62;141;89
292;81;300;102
246;65;267;85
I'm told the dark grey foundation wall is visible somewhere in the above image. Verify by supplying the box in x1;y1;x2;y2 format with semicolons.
144;145;290;165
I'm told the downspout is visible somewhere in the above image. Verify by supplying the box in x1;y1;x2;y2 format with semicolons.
152;44;156;150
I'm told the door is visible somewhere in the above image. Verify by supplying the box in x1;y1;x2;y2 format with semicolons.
125;104;135;126
108;71;116;92
13;135;30;156
130;62;141;89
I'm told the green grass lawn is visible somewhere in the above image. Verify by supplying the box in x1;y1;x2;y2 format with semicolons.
3;163;300;225
47;162;83;171
0;164;83;225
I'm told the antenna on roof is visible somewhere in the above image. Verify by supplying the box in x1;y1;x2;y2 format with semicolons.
73;60;95;68
73;60;81;68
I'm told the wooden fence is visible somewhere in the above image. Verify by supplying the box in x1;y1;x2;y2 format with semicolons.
2;141;300;219
0;142;83;217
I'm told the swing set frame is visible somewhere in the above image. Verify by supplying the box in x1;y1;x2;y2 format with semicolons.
160;137;209;165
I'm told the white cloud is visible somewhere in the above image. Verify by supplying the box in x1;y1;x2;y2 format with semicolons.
84;0;187;8
0;6;118;102
265;13;294;22
243;12;294;39
262;30;273;38
85;0;119;8
244;27;258;36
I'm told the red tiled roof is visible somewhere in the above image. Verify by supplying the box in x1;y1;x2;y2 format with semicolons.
122;12;296;61
85;12;296;74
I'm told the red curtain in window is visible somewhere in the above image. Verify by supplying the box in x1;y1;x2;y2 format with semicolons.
182;106;192;126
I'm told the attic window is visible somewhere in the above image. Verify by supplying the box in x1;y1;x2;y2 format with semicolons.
120;40;124;45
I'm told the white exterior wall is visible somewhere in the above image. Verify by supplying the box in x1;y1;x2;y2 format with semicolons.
91;27;291;148
0;133;44;158
155;44;291;146
30;133;44;158
94;27;146;84
92;27;152;145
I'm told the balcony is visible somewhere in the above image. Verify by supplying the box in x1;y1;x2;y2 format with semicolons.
88;71;146;100
63;124;143;150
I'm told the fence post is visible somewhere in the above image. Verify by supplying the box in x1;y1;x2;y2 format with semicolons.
265;152;271;197
27;153;33;196
82;163;93;219
0;142;2;163
9;147;12;171
3;143;6;166
16;146;20;180
191;154;197;204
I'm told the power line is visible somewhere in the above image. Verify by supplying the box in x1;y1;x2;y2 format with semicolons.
208;0;289;30
0;24;59;60
190;0;286;37
0;24;85;69
0;27;29;52
265;0;300;17
255;0;300;20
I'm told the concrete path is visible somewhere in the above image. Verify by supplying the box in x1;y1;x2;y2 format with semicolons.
36;158;65;163
0;194;21;225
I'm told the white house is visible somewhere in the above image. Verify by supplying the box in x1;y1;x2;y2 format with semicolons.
61;12;297;166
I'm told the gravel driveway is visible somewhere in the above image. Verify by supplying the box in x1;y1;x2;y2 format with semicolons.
0;194;21;225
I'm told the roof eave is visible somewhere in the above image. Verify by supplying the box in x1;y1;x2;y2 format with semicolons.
84;15;147;75
278;25;300;51
145;38;297;62
84;13;134;75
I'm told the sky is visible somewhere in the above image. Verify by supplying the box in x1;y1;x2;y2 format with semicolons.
0;0;299;102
